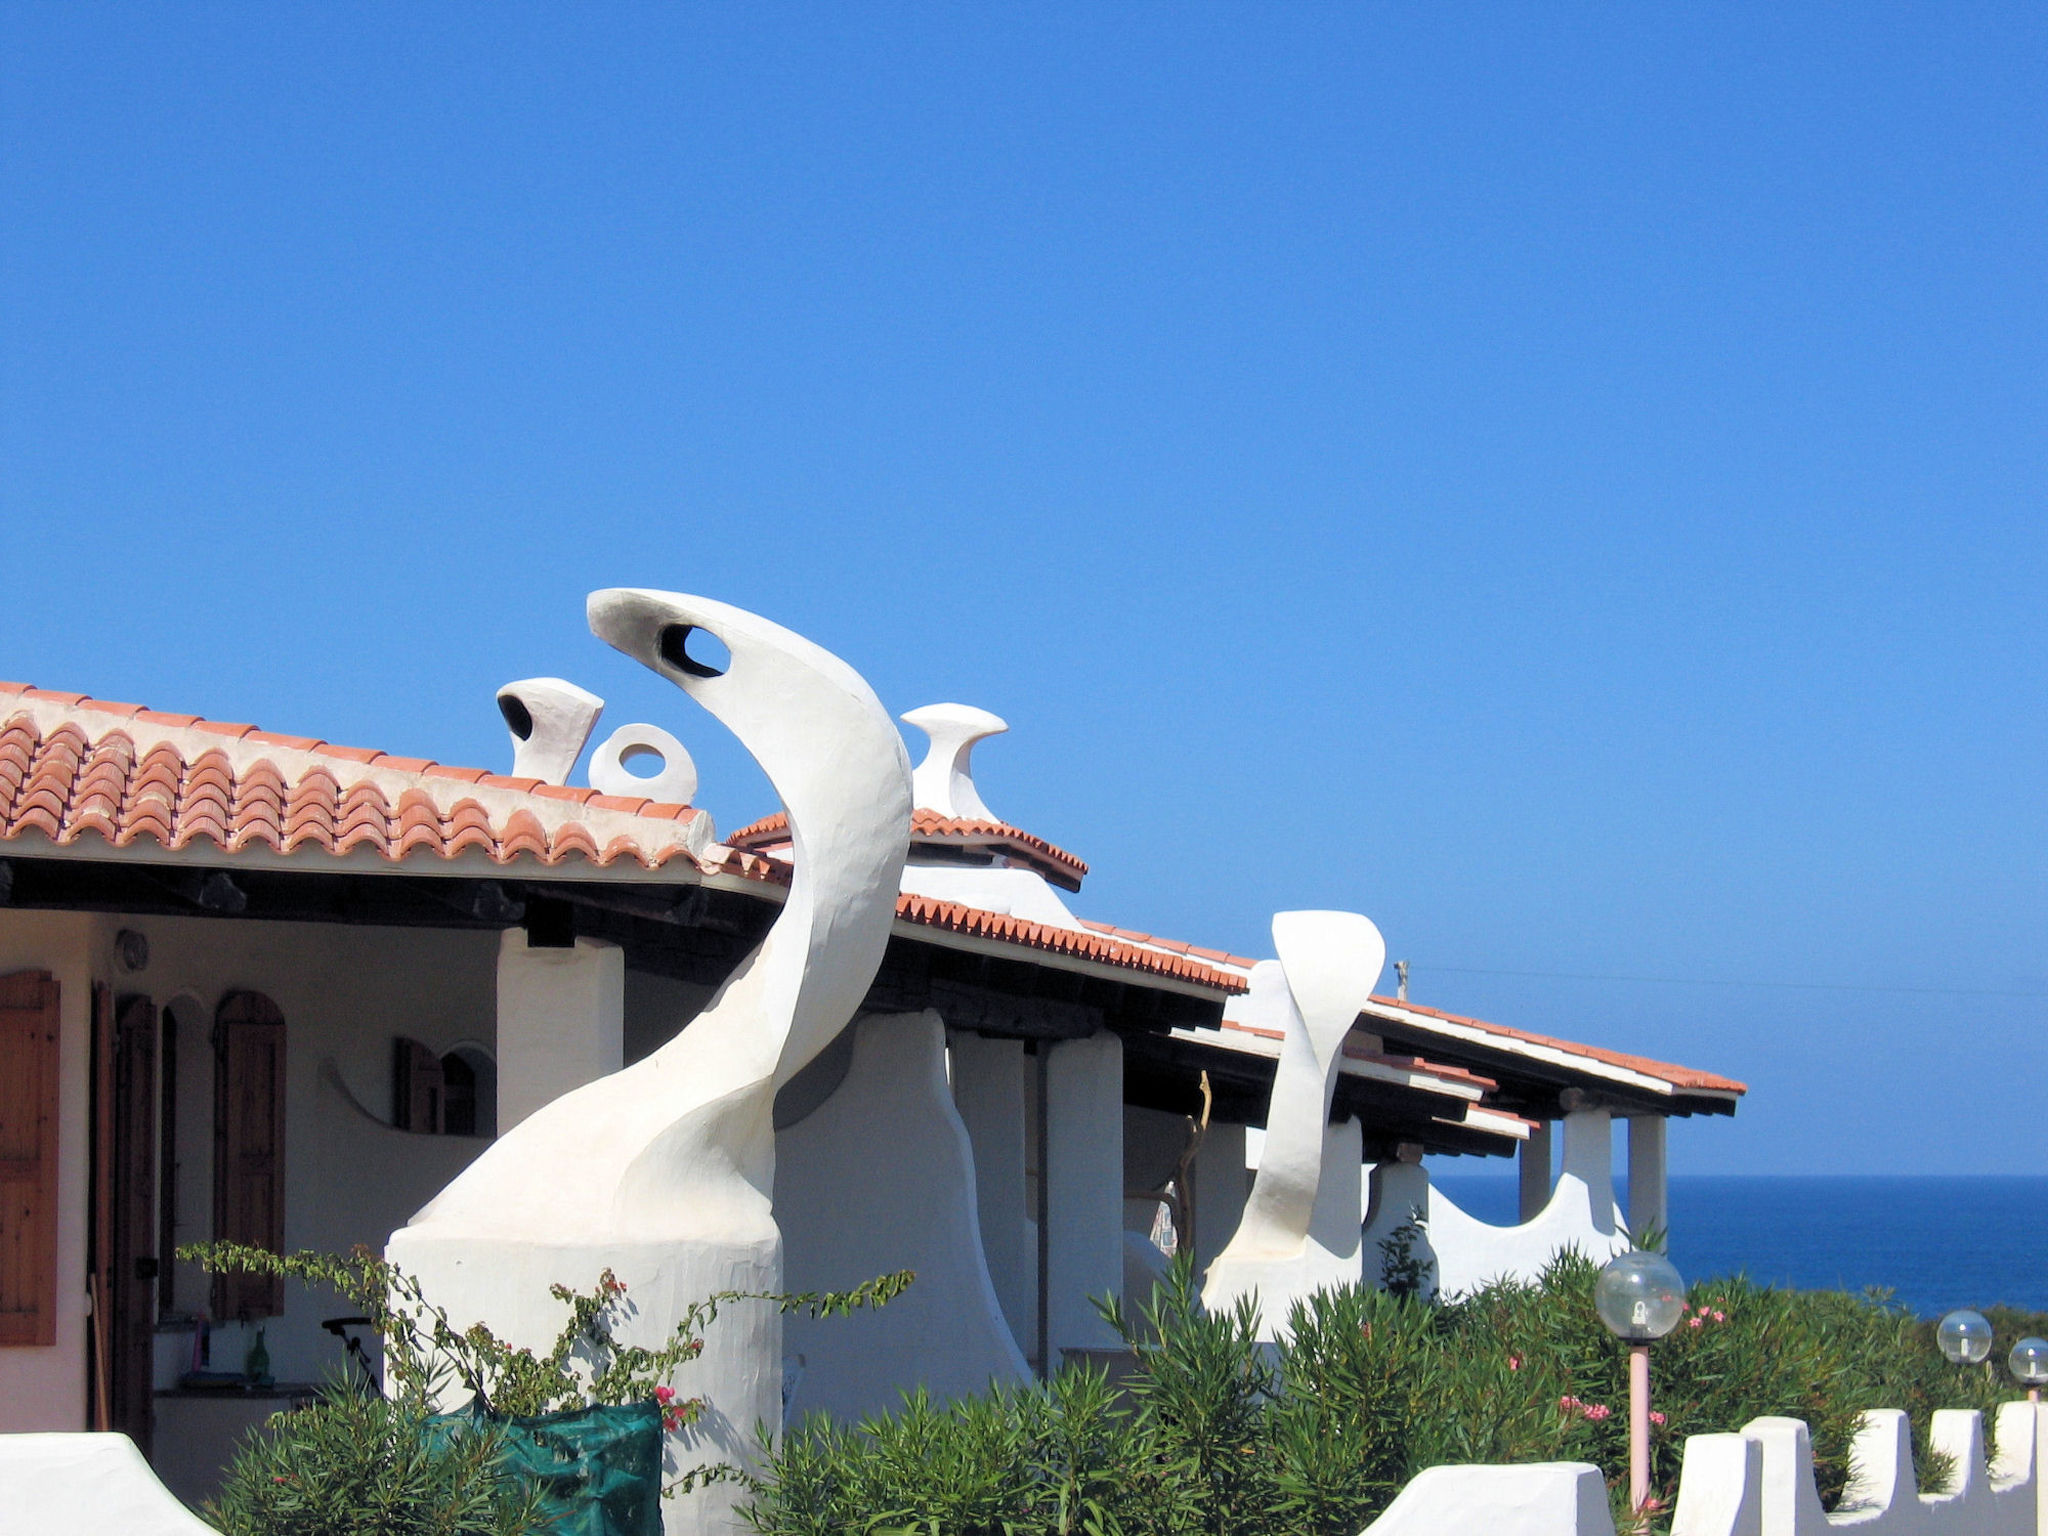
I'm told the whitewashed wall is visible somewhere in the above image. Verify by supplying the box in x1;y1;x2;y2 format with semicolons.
1358;1403;2048;1536
1362;1110;1629;1299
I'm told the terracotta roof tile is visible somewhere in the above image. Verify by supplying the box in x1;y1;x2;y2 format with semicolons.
733;808;1090;886
1077;919;1261;971
0;689;713;875
1365;996;1748;1097
895;892;1245;992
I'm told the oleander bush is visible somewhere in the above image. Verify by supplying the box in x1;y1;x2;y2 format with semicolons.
741;1250;2017;1536
182;1241;910;1536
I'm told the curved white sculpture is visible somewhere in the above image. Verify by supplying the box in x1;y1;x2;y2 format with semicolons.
589;722;699;806
497;677;605;785
1201;910;1384;1336
393;591;912;1535
902;703;1007;821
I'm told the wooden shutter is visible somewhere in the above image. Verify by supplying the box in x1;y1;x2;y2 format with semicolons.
391;1037;445;1134
213;992;285;1320
0;971;60;1347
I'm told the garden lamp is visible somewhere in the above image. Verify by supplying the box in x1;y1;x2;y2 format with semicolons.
1937;1310;1994;1367
1595;1248;1686;1513
2009;1337;2048;1402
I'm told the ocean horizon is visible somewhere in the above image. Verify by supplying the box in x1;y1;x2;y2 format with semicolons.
1429;1174;2048;1318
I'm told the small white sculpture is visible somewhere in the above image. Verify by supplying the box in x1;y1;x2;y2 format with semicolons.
394;592;912;1535
497;677;605;786
589;722;698;805
1202;910;1385;1333
901;703;1007;821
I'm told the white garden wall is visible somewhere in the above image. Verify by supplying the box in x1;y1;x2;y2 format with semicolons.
1357;1403;2048;1536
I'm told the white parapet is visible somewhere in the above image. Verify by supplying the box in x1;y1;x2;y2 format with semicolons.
1359;1461;1617;1536
1355;1402;2048;1536
0;1433;221;1536
1363;1109;1629;1299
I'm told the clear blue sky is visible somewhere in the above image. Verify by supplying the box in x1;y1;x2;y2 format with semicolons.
3;7;2042;1175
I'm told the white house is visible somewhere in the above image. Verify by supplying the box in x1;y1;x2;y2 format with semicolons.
0;590;1742;1531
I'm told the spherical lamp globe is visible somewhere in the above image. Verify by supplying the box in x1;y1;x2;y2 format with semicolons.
2009;1337;2048;1388
1937;1310;1994;1366
1595;1250;1687;1343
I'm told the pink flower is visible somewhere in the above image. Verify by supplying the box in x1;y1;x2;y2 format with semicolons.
653;1386;675;1404
1508;1354;1522;1371
1712;1310;1726;1323
1559;1395;1581;1414
1649;1411;1667;1426
1687;1316;1703;1328
1584;1403;1612;1421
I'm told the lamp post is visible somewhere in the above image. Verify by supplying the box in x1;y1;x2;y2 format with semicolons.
1937;1309;1994;1367
2009;1337;2048;1403
1595;1249;1686;1513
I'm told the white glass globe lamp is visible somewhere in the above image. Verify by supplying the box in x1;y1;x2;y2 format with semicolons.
2009;1337;2048;1387
1595;1250;1687;1343
1937;1310;1994;1366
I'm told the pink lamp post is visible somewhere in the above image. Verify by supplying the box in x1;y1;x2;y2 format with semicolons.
1595;1249;1686;1514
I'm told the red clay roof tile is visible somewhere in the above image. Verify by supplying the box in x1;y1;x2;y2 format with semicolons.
0;691;711;877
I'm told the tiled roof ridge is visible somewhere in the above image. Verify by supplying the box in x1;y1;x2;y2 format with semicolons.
1367;994;1748;1096
0;683;716;873
730;808;1089;879
1076;918;1260;971
896;892;1246;993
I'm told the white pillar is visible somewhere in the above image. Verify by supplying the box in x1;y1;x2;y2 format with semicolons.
1191;1121;1248;1277
1559;1108;1617;1226
949;1033;1032;1357
1044;1032;1123;1358
1519;1122;1553;1222
495;930;624;1132
1628;1116;1668;1240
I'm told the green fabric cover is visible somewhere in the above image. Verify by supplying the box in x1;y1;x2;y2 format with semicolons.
431;1399;663;1536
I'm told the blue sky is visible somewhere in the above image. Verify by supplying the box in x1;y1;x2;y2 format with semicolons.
3;6;2042;1175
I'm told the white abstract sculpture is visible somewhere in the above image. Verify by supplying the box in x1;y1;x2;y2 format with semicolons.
1201;910;1385;1337
901;703;1007;820
393;591;912;1535
497;677;605;785
589;722;699;806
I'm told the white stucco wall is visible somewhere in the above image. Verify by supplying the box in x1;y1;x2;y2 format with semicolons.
0;910;94;1433
778;1011;1029;1419
96;914;501;1388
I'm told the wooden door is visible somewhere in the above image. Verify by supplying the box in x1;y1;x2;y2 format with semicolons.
212;992;285;1320
91;990;157;1450
0;971;60;1349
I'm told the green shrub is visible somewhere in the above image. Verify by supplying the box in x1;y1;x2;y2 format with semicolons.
740;1251;2020;1536
181;1242;911;1535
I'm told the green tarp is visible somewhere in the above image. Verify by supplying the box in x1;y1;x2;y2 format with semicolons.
431;1399;663;1536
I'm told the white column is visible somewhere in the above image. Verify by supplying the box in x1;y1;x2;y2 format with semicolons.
1559;1108;1617;1225
1628;1116;1668;1240
1519;1122;1554;1222
495;930;624;1132
949;1033;1032;1356
1044;1031;1123;1358
1191;1121;1248;1277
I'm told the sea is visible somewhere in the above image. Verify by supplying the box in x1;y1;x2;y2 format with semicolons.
1429;1175;2048;1319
